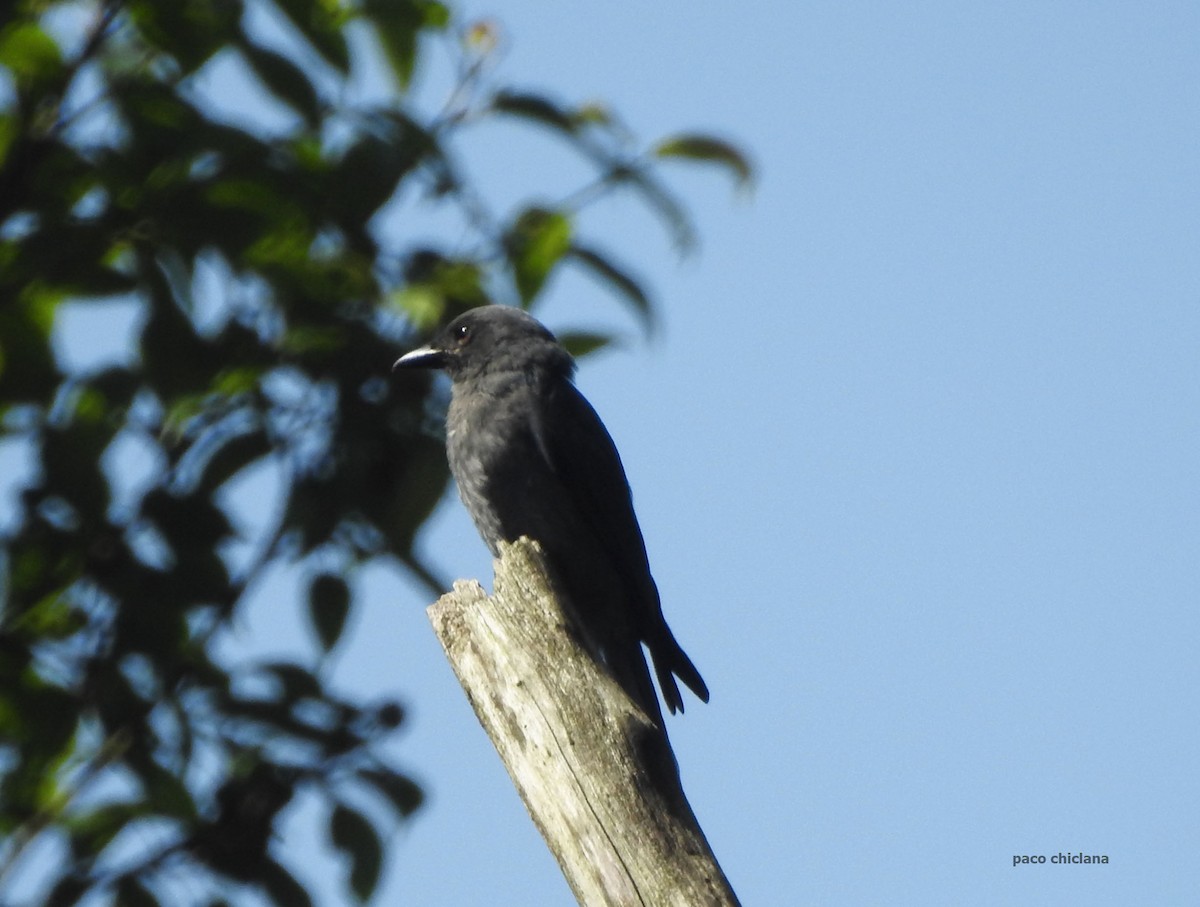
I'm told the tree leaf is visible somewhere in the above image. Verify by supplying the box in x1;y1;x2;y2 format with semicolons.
565;244;654;335
0;111;16;166
260;858;315;907
68;803;150;857
309;573;351;653
11;591;87;639
654;133;755;189
125;0;238;73
0;23;63;87
506;207;572;304
558;331;614;359
0;299;60;404
608;163;697;253
140;761;198;821
0;0;736;900
115;878;161;907
420;1;452;29
198;427;272;495
239;40;322;128
361;0;436;88
259;660;323;700
40;418;114;520
329;803;383;902
335;121;431;221
491;90;578;134
358;767;424;818
271;0;350;72
140;286;215;401
372;432;451;556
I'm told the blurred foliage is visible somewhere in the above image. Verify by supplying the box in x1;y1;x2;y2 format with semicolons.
0;1;749;904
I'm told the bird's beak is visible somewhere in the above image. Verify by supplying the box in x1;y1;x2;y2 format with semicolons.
393;345;447;371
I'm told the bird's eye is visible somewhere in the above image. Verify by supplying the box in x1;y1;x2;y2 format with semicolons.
453;324;471;345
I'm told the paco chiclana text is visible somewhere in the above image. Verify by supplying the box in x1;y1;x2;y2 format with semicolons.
1012;852;1109;867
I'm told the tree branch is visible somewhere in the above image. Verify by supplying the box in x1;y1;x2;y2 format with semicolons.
427;537;739;907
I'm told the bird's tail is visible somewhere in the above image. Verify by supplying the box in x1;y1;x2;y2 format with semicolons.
649;626;709;715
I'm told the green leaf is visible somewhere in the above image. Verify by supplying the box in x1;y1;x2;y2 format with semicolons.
260;858;315;907
0;24;63;87
114;878;160;907
392;253;488;329
211;366;264;397
371;432;451;556
125;0;239;73
140;288;215;401
141;488;235;553
358;767;423;818
491;90;578;134
10;592;86;639
0;112;17;167
141;762;197;820
335;120;431;221
565;244;654;335
10;224;137;297
0;299;60;405
575;101;615;128
420;1;451;29
68;803;152;856
239;41;323;128
0;685;78;815
506;207;572;304
362;0;428;88
87;367;142;412
309;573;351;653
43;877;89;906
654;133;755;190
558;331;614;359
41;419;114;520
260;661;323;700
391;286;444;330
112;585;189;656
608;163;697;253
329;803;383;902
272;0;350;72
198;428;272;495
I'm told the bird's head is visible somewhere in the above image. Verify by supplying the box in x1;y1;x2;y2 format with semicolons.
393;306;574;383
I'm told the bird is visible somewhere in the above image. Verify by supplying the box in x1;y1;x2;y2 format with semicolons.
393;305;708;728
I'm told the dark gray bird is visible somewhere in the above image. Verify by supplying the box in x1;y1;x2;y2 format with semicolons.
394;305;708;726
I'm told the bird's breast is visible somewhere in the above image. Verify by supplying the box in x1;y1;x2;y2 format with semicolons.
446;383;556;553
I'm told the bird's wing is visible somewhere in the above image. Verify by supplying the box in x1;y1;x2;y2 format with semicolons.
530;379;660;611
531;378;709;714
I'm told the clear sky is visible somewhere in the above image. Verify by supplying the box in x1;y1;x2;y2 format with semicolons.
41;1;1200;905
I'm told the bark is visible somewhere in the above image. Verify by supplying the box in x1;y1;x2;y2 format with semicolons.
427;537;739;907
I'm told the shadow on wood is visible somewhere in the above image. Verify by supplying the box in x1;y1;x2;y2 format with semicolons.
427;537;740;907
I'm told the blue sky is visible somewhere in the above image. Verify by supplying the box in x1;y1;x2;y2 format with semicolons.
29;1;1200;905
365;4;1197;904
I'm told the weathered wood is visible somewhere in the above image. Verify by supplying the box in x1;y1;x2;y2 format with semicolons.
427;538;739;907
